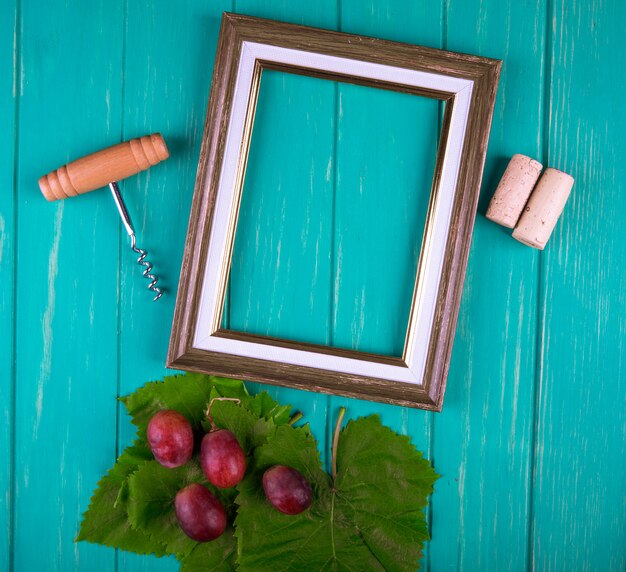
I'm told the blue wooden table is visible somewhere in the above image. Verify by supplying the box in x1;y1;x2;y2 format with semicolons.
1;1;624;570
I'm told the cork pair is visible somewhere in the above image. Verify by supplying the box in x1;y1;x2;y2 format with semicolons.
486;154;574;249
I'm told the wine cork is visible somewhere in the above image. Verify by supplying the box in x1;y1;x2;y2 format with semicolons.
486;154;543;228
512;168;574;250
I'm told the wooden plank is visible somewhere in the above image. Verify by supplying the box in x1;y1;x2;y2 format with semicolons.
226;66;336;468
331;85;439;358
12;0;123;570
531;0;626;569
118;1;232;570
230;0;339;469
229;69;336;347
0;0;17;568
331;0;444;433
429;0;546;570
329;3;443;569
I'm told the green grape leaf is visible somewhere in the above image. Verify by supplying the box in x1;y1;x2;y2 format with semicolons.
121;373;246;435
127;459;237;558
79;373;437;572
179;529;237;572
209;382;250;402
204;400;269;452
247;392;292;425
203;391;293;452
252;424;330;491
235;416;438;572
77;441;166;556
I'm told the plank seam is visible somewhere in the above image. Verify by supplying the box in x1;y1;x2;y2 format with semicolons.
9;0;21;570
526;0;553;569
324;0;343;476
442;0;448;51
114;1;128;570
329;90;339;343
426;3;447;570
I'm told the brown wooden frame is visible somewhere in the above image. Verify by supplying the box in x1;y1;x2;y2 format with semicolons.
168;12;501;410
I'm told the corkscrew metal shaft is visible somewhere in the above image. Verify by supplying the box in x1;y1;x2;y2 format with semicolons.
109;182;163;301
38;133;169;302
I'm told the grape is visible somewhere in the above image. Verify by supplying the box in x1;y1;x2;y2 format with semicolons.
174;483;227;542
200;430;246;488
146;410;193;468
262;465;313;515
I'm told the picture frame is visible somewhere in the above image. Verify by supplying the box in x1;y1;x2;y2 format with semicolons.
168;12;501;410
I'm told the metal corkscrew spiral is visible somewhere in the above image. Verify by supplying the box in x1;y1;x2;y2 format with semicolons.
130;235;163;300
110;182;163;301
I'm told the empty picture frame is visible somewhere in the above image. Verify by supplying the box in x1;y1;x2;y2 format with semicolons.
168;13;501;410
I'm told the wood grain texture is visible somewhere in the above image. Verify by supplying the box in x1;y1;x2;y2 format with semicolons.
118;1;233;570
228;70;335;347
328;3;445;569
531;0;626;569
13;1;123;570
0;0;17;568
3;0;625;570
230;0;339;472
38;134;169;201
331;85;439;358
430;0;546;569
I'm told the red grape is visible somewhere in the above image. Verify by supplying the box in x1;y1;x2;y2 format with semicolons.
262;465;313;515
147;410;193;468
200;430;246;488
174;483;227;542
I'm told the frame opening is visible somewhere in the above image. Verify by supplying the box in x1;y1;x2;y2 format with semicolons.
220;67;445;359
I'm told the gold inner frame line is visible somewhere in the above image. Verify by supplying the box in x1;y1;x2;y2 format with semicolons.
209;58;456;367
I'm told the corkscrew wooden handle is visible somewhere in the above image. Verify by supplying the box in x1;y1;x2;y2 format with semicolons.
38;133;169;201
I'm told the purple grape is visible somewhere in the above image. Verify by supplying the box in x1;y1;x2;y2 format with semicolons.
147;410;193;468
262;465;313;515
200;430;246;488
174;483;227;542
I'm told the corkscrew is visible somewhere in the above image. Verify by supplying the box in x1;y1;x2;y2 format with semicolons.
38;134;169;301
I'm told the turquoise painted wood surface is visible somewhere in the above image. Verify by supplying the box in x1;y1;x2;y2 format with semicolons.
1;0;624;571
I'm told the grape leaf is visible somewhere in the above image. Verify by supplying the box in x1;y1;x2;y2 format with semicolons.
205;400;272;452
235;416;438;572
206;386;291;426
79;373;437;572
93;375;295;567
208;382;251;402
252;424;330;492
121;373;246;435
334;416;437;570
127;458;237;558
179;529;237;572
246;392;292;426
77;441;166;556
203;393;292;452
